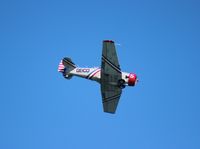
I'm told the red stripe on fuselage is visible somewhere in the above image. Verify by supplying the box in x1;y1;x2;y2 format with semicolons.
89;69;101;79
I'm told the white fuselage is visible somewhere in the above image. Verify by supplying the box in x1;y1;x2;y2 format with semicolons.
68;67;130;85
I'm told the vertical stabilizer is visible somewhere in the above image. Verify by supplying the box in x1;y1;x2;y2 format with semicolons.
58;57;76;79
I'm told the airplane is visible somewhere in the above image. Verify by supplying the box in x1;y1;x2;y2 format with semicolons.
58;40;138;114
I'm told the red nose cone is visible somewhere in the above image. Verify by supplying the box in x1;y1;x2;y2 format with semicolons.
128;73;137;86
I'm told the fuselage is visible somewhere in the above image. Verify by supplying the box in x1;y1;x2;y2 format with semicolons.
69;67;133;86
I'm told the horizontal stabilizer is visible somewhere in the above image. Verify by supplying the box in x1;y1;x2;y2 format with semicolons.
62;57;76;68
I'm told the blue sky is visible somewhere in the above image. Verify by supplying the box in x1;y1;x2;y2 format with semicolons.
0;0;200;148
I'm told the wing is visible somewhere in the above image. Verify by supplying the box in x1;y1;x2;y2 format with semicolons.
101;40;122;114
102;40;121;74
101;83;122;113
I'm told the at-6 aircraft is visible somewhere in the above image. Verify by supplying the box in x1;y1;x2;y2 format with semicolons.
58;40;138;114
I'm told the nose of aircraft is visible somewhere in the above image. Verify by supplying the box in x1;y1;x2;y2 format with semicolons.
128;73;138;86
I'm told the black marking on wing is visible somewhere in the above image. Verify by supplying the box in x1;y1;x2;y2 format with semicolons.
102;55;121;74
103;93;121;103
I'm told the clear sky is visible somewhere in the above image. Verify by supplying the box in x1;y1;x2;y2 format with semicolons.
0;0;200;149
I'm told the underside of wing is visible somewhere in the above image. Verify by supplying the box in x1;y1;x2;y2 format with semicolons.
101;40;121;74
101;40;122;114
101;83;122;113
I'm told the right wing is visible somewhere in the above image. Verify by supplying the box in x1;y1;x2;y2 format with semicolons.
101;40;121;74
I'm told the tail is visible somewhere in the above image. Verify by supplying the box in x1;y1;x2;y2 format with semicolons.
58;57;76;79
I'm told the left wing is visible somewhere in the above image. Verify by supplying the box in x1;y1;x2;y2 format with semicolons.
101;82;122;113
101;40;122;113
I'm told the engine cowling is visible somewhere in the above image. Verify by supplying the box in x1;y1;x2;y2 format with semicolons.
128;73;137;86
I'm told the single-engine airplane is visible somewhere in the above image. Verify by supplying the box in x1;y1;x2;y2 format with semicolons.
58;40;138;114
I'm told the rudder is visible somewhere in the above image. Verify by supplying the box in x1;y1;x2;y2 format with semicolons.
58;57;76;79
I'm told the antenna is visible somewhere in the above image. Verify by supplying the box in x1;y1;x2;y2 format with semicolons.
116;43;122;46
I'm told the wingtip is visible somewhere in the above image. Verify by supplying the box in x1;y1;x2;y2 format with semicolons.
103;40;114;43
104;110;116;114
